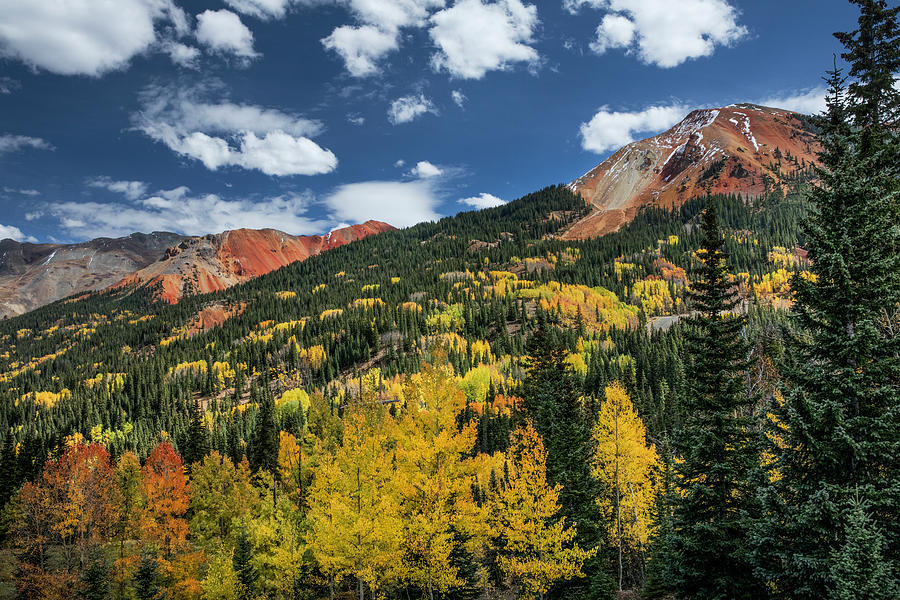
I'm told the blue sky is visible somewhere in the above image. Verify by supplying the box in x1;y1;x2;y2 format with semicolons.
0;0;857;243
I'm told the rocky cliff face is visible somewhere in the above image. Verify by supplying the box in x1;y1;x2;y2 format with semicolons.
0;221;394;317
564;104;819;238
0;232;186;318
115;221;396;304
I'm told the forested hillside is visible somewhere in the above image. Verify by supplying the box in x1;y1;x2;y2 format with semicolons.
0;2;898;599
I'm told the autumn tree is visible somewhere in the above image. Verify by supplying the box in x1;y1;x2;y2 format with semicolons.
141;442;190;559
490;422;594;600
592;383;660;590
395;359;483;600
307;407;403;600
109;451;145;596
189;451;258;550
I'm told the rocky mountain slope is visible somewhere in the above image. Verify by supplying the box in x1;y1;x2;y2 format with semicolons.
0;232;186;318
565;104;819;238
0;221;394;317
116;221;395;304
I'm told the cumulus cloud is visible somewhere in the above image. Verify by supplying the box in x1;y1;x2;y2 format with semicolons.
322;25;398;77
324;181;440;228
410;161;443;178
580;104;687;153
388;94;437;124
196;9;259;59
0;224;37;243
0;134;54;154
429;0;539;79
87;177;149;200
758;87;827;115
0;0;188;76
451;90;467;107
567;0;747;68
321;0;445;77
164;41;201;68
47;188;331;239
459;192;507;209
133;84;337;176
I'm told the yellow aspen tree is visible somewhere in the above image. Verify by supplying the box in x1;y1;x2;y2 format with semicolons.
307;407;403;600
592;382;660;590
490;422;594;600
396;359;483;600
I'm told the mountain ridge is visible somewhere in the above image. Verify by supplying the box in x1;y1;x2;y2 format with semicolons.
0;221;394;317
564;103;819;238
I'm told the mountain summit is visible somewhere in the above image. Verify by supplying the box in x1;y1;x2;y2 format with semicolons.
564;104;820;238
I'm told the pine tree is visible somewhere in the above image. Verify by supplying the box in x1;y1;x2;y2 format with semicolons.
134;550;164;600
248;388;279;476
828;498;898;600
79;552;109;600
233;525;258;600
759;3;900;596
180;398;209;471
0;431;17;508
520;321;612;599
670;204;764;599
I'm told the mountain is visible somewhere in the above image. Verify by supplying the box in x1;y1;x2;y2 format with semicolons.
0;232;186;318
0;221;393;317
115;221;395;304
564;104;819;238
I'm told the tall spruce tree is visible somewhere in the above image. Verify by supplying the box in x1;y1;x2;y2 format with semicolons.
248;385;279;476
233;525;258;600
521;320;614;599
180;398;209;471
670;204;765;599
757;3;900;597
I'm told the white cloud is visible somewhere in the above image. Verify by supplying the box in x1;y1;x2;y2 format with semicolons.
0;134;54;154
429;0;539;79
47;190;331;239
388;94;436;124
580;104;687;153
322;25;398;77
394;159;406;167
164;41;201;68
225;0;297;20
321;0;445;76
451;90;467;107
590;13;635;53
196;9;259;59
87;177;148;200
567;0;747;68
134;85;337;176
348;114;366;125
410;161;443;178
0;0;187;76
0;224;37;243
3;187;41;196
459;192;507;209
758;88;827;115
325;181;440;227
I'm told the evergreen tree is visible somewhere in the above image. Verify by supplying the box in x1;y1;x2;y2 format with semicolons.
0;431;17;508
233;525;258;600
670;205;764;599
180;398;209;471
79;552;109;600
248;387;279;476
828;498;898;600
134;550;165;600
521;321;613;599
759;3;900;596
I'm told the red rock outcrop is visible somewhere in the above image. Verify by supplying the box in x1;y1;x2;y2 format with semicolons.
117;221;395;303
564;104;820;239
